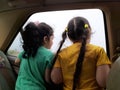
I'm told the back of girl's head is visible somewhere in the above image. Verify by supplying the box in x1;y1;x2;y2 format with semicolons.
21;22;53;58
67;17;91;42
55;17;91;58
21;22;40;58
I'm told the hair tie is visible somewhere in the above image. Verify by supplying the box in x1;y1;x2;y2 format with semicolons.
84;24;88;29
65;27;68;32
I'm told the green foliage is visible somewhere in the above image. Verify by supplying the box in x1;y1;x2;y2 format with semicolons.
7;49;20;56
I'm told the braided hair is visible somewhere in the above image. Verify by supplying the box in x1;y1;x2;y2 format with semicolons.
53;17;91;90
68;17;90;90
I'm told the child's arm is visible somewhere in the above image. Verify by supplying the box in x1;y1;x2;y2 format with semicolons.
51;67;63;84
14;58;20;65
45;68;51;83
96;64;110;88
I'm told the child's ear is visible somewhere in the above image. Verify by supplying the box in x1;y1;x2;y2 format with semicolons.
43;36;48;44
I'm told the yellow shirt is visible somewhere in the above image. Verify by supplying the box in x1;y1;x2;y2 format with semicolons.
54;43;111;90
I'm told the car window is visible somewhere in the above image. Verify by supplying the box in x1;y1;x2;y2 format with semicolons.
7;9;107;56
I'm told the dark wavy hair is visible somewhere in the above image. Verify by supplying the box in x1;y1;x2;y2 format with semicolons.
21;22;53;58
53;17;91;90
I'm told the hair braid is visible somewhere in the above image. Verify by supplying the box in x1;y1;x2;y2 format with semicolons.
72;37;86;90
52;30;67;66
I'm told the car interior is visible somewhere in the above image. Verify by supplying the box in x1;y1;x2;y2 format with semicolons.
0;0;120;90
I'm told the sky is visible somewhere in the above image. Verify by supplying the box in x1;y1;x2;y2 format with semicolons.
9;9;106;53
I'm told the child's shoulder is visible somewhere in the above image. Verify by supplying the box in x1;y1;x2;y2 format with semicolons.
38;46;54;55
87;44;105;53
59;43;78;54
87;44;103;49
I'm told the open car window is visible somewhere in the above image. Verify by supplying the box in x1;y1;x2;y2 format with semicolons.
7;9;107;57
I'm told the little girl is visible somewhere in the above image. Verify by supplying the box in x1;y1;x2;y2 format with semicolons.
51;17;111;90
15;22;54;90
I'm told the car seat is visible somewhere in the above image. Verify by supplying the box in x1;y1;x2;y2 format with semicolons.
106;56;120;90
0;50;16;90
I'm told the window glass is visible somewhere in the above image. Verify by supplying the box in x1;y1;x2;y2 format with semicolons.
7;9;106;56
7;33;22;56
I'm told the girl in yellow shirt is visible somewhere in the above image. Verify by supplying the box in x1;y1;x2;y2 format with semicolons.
51;17;111;90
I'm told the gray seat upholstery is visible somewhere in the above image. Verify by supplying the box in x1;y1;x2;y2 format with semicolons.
0;50;16;90
106;56;120;90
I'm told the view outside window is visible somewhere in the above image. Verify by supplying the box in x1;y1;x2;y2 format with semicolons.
7;9;106;56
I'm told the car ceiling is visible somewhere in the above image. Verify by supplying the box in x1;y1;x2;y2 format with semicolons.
0;0;118;12
0;0;120;59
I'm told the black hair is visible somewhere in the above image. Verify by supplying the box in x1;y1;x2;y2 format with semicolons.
37;22;53;42
53;17;91;90
68;17;90;90
21;22;53;58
